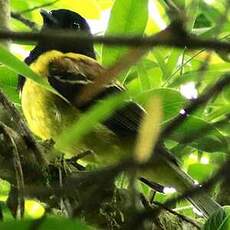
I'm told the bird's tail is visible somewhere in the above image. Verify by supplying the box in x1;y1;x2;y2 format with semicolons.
167;161;221;218
153;147;222;217
143;154;221;218
187;189;221;218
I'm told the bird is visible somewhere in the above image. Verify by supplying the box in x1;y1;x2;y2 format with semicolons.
18;9;221;217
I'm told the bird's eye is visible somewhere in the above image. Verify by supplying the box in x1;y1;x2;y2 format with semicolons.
73;22;80;30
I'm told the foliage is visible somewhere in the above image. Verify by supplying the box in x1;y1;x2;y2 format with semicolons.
204;206;230;230
0;0;229;229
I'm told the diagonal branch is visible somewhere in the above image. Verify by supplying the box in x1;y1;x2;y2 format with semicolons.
0;21;229;50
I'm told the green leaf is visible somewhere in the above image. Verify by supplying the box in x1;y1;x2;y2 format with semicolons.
101;0;148;67
152;48;167;77
194;14;212;28
125;59;162;92
11;0;29;12
199;1;225;25
185;0;201;31
0;201;14;222
164;49;181;80
152;48;182;83
137;63;152;91
0;45;62;99
134;88;187;122
204;206;230;230
170;63;230;87
168;115;228;153
0;66;19;103
187;163;215;182
207;105;230;122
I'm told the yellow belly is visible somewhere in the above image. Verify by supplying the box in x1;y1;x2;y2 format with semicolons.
21;79;76;140
21;79;128;163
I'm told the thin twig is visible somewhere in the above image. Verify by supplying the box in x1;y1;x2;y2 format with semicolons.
67;150;93;162
11;12;39;31
139;177;164;193
140;193;201;229
20;0;59;14
164;30;230;86
195;2;230;89
160;74;230;139
0;122;25;218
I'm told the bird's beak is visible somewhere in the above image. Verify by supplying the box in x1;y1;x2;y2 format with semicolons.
40;9;58;25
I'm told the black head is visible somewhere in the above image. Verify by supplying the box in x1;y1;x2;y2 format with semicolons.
40;9;91;33
18;9;95;91
39;9;95;57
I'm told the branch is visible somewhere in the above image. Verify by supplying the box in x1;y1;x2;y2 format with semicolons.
0;21;229;51
11;12;39;31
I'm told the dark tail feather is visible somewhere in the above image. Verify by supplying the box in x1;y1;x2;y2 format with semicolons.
188;193;221;218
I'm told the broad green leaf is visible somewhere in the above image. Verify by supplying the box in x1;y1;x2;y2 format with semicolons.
218;121;230;136
0;86;19;104
187;163;215;182
168;115;228;153
152;48;167;77
164;49;182;80
101;0;148;67
134;88;187;122
204;206;230;230
152;48;182;82
0;66;19;103
137;63;152;91
124;58;161;92
207;105;230;122
0;45;60;98
11;0;29;12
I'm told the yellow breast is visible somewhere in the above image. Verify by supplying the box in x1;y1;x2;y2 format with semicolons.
21;80;127;162
21;79;78;141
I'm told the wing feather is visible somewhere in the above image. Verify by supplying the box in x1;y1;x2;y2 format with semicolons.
47;56;144;137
